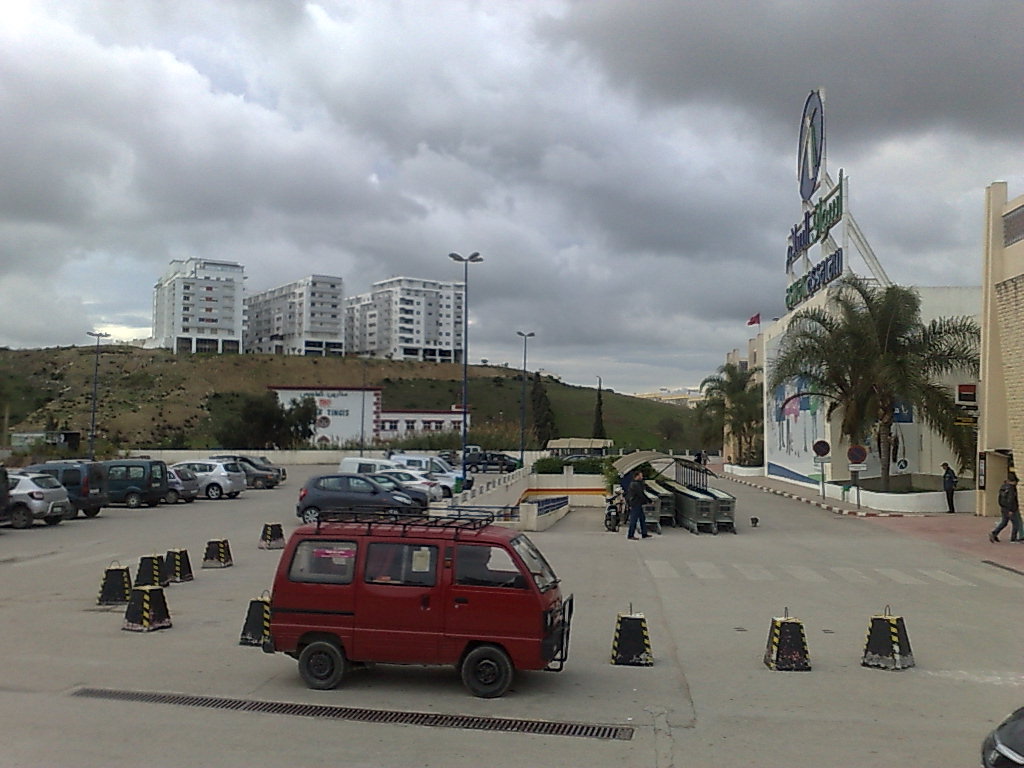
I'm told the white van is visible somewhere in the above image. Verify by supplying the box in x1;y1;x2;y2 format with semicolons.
388;454;471;497
338;457;402;475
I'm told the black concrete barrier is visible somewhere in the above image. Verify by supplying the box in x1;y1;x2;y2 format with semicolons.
611;612;653;666
135;554;169;587
258;523;285;550
164;548;194;583
764;609;811;671
123;585;172;632
239;594;271;647
862;606;914;670
97;562;132;605
201;539;233;568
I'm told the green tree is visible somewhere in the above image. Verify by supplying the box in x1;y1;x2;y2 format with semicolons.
213;392;317;449
768;274;979;491
531;374;558;448
655;416;685;445
700;362;762;465
592;378;607;439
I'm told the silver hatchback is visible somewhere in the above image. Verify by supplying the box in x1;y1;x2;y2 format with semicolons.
171;460;246;500
6;472;73;528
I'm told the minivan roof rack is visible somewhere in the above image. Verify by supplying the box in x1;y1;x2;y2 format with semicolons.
315;509;495;535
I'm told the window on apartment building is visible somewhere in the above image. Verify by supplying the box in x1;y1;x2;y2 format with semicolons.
405;420;416;430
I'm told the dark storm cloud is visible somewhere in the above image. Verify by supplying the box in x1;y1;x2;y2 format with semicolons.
0;1;1019;393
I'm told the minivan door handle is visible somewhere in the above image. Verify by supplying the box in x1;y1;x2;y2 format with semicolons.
421;595;431;610
453;597;469;605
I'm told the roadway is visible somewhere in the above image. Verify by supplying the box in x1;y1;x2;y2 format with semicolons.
0;464;1019;767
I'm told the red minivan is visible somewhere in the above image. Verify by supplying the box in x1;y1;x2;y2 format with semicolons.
265;511;573;698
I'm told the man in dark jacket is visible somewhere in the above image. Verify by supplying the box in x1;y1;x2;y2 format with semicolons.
625;469;651;540
990;474;1020;543
941;462;957;513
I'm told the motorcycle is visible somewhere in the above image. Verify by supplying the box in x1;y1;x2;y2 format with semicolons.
982;706;1024;767
604;495;622;532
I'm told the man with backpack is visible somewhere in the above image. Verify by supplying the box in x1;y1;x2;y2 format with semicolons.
990;473;1021;543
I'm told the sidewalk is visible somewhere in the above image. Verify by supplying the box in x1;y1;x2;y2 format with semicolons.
718;466;1024;576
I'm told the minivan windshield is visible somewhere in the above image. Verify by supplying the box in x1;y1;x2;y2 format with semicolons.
510;534;558;591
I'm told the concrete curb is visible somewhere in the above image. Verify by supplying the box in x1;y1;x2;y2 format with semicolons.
723;475;928;518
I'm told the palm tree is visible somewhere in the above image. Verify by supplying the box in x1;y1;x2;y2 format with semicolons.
768;274;979;491
700;362;763;465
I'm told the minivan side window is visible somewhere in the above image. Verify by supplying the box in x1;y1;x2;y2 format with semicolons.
109;466;127;482
289;540;357;584
365;543;437;586
128;466;145;481
455;545;526;589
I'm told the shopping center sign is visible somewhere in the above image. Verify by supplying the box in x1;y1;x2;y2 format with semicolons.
786;247;844;310
785;170;844;271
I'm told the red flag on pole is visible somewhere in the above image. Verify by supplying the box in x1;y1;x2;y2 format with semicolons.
747;313;760;326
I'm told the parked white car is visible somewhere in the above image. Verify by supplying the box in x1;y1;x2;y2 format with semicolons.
6;472;73;528
376;468;444;501
388;454;469;497
171;460;246;500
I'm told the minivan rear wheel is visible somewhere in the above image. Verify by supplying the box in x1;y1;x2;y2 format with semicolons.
461;644;514;698
165;489;179;505
298;640;348;690
205;484;223;500
125;492;143;509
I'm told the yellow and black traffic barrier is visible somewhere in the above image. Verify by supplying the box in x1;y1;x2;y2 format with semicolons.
122;585;172;632
201;539;233;568
164;548;194;583
611;611;653;666
239;592;271;647
862;605;914;670
97;561;132;605
258;523;285;550
135;554;169;587
764;608;811;671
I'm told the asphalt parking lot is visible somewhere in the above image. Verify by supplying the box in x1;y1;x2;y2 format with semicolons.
1;465;1020;767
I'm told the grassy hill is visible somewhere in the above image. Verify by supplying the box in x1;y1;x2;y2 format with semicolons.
0;346;704;453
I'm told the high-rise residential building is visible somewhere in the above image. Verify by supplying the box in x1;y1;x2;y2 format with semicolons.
244;275;345;356
345;277;464;363
151;258;245;354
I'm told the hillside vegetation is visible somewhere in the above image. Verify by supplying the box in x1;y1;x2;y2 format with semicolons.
0;346;705;453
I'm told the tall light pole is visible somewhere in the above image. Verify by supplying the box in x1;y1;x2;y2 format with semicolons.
449;251;483;489
517;331;534;467
87;331;110;460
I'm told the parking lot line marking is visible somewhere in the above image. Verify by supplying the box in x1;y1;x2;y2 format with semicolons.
733;564;776;581
779;565;828;582
645;560;680;579
686;561;726;579
917;568;974;586
875;568;927;584
830;567;874;583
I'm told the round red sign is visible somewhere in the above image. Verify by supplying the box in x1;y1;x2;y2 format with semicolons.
847;444;868;464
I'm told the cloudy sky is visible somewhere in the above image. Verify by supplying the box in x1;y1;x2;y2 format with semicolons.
2;1;1021;394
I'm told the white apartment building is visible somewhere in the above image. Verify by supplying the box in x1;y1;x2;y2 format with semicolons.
244;275;345;356
151;258;245;354
345;277;464;363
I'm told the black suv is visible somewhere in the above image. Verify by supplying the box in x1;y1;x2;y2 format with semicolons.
24;460;108;518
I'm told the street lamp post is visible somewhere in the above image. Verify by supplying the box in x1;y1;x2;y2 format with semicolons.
86;331;111;460
517;331;534;467
449;251;483;488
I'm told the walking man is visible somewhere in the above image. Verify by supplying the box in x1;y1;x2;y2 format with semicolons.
625;469;651;540
990;473;1021;543
941;462;958;513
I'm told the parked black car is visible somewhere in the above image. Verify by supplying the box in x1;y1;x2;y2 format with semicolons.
257;456;287;483
368;472;430;509
462;451;521;473
24;460;108;518
296;473;416;524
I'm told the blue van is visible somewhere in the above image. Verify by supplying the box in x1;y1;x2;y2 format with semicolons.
100;459;168;508
24;460;108;518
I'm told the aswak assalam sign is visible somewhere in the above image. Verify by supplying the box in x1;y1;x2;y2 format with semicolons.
785;169;844;272
786;248;844;310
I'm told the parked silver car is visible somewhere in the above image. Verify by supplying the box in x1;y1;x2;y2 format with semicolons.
171;460;246;500
164;466;200;504
6;472;73;528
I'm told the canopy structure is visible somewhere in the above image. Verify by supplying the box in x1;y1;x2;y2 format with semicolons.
612;451;717;490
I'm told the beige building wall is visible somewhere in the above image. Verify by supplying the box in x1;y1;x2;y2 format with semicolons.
979;182;1024;516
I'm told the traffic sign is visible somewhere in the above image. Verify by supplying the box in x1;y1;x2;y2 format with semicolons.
812;440;831;457
849;463;867;472
847;444;868;464
813;456;831;464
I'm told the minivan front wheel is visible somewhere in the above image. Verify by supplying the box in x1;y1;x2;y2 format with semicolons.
205;484;223;500
298;640;348;690
461;644;514;698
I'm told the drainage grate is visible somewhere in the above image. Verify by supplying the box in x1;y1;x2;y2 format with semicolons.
72;687;633;741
